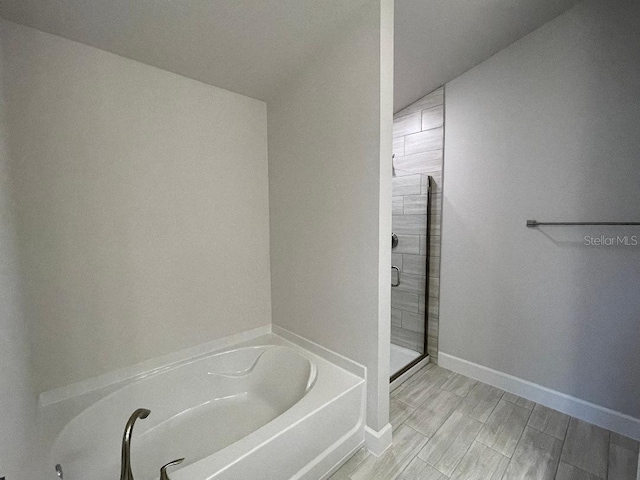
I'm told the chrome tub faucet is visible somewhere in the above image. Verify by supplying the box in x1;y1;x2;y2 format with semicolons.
120;408;150;480
119;408;185;480
160;458;185;480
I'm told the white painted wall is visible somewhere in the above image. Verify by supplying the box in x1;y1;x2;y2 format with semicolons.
441;0;640;420
268;0;393;433
1;20;272;394
0;35;39;478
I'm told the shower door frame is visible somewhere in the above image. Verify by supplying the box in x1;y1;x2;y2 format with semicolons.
390;175;432;383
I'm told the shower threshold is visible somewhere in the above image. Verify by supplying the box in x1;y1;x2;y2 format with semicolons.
390;343;430;392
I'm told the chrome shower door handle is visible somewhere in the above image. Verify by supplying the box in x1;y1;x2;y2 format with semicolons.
391;266;400;287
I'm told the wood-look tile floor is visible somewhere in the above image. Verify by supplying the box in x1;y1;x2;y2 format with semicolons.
331;364;639;480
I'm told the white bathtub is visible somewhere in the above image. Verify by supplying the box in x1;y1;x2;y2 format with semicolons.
43;331;365;480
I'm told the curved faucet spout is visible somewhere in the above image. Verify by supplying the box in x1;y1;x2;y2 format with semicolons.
120;408;151;480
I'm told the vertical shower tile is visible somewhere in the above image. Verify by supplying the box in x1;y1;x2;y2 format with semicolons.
428;316;439;336
427;342;439;359
420;235;428;255
429;255;440;277
428;298;439;317
429;214;442;236
430;192;442;211
428;277;440;297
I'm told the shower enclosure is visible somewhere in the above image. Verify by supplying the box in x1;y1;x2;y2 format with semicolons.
390;175;432;382
389;86;444;386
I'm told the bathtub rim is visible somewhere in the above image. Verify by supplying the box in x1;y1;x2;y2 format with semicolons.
40;325;365;411
39;325;273;409
39;325;366;461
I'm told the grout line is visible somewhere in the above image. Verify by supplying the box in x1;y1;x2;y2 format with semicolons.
604;429;611;480
550;412;565;480
558;418;572;466
393;424;431;480
484;389;506;427
560;412;571;440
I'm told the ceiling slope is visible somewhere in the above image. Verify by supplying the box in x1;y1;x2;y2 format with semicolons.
0;0;369;102
0;0;584;110
394;0;583;111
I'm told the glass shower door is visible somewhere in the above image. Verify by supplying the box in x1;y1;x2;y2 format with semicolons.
390;175;432;381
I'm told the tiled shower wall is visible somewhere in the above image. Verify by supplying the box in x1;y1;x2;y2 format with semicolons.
391;87;443;362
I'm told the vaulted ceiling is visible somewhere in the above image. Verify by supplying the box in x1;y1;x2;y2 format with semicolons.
0;0;370;101
393;0;583;111
0;0;584;111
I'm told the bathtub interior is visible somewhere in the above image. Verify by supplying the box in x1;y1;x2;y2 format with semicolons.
49;344;317;480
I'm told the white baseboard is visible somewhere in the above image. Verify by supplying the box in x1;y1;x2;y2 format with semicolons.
439;352;640;441
365;423;392;457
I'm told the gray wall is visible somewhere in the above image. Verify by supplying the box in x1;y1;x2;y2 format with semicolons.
1;20;272;394
441;0;640;418
391;87;444;360
268;0;394;431
0;34;39;477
